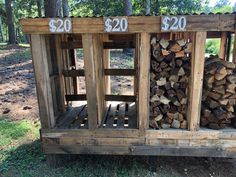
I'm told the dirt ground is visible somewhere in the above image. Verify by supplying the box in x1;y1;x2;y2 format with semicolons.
1;46;236;177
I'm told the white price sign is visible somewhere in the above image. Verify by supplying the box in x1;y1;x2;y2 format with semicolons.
104;17;128;32
49;18;72;33
161;16;187;32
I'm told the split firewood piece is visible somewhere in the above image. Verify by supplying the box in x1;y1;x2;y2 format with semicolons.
177;39;186;47
213;85;225;95
154;114;163;122
161;123;171;129
156;77;167;86
149;118;159;129
170;43;182;52
151;37;157;46
218;99;228;105
150;94;159;102
176;59;183;67
226;84;236;94
156;88;165;96
169;75;179;83
178;67;185;76
162;49;170;56
221;60;236;69
160;95;170;105
175;50;185;58
180;120;188;129
214;78;226;86
207;91;222;100
215;66;227;80
227;75;236;84
171;119;180;128
205;74;214;88
159;39;169;49
184;42;192;53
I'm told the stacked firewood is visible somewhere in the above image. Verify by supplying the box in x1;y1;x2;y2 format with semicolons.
149;37;192;129
201;57;236;129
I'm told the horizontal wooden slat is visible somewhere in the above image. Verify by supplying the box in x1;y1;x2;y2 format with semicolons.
42;144;236;157
63;69;85;77
65;94;87;101
105;95;136;102
104;69;136;76
103;42;135;49
61;41;135;49
21;14;235;34
61;41;82;49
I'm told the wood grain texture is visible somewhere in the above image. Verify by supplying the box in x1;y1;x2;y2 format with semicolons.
138;33;150;132
82;34;105;129
188;32;207;131
30;35;55;128
21;14;235;34
219;32;227;60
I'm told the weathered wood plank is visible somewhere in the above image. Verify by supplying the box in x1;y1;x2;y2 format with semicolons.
105;95;136;102
82;34;105;130
138;33;150;133
30;35;55;128
233;31;236;63
104;69;136;76
65;94;87;101
42;144;236;158
188;32;206;131
21;14;235;34
219;32;227;60
63;69;85;77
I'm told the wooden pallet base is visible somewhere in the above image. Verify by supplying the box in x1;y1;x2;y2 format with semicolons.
56;102;137;129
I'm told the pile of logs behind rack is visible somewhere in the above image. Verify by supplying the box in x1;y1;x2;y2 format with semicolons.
150;36;236;130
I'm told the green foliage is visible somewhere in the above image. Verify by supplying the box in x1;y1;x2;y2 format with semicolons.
0;118;31;146
205;39;220;55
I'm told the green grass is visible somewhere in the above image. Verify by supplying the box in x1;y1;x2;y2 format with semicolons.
0;119;31;146
0;117;164;177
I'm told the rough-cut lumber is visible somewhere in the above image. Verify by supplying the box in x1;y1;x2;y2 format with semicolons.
139;33;150;132
31;35;55;128
188;32;206;131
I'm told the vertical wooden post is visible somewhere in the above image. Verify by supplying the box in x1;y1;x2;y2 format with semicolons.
103;34;111;95
31;35;55;129
138;33;150;133
188;32;207;131
103;50;110;94
233;32;236;63
134;34;140;97
219;32;227;60
55;35;66;113
82;34;105;130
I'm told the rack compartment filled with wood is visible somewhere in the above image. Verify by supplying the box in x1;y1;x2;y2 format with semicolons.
21;13;236;158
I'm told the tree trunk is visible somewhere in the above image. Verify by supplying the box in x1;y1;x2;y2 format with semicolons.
62;0;69;17
37;0;42;17
5;0;16;44
146;0;151;15
44;0;62;17
0;17;3;42
155;0;160;15
123;0;132;16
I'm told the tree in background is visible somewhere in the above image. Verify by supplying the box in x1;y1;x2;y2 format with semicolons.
146;0;151;15
123;0;132;16
37;0;42;17
62;0;69;17
5;0;16;44
234;2;236;12
44;0;62;17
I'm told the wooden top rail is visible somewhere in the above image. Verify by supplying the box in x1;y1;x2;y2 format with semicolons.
21;14;235;34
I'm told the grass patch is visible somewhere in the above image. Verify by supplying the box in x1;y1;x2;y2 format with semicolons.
0;119;31;147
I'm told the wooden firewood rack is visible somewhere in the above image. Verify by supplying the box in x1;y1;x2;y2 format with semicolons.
21;13;236;157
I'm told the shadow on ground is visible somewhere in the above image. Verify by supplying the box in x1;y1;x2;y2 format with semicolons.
1;140;236;177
